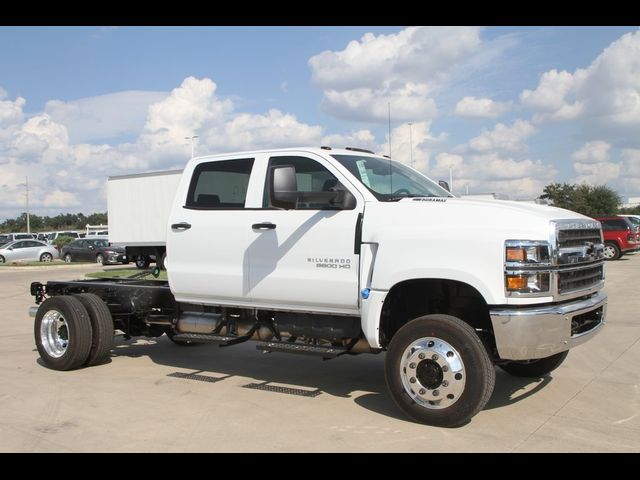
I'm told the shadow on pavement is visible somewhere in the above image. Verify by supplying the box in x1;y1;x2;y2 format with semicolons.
107;335;555;421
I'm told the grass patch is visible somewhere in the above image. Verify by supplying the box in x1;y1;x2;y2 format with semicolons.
0;260;92;267
86;267;168;281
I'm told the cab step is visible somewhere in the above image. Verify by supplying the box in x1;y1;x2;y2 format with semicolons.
171;333;247;346
256;341;348;358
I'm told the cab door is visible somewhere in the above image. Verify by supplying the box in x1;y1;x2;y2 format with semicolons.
247;154;363;314
167;156;260;306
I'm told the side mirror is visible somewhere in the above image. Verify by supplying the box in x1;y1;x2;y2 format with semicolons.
332;189;357;210
438;180;450;192
271;165;298;209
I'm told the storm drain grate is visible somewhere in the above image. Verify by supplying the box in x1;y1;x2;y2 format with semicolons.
167;372;227;383
242;382;322;398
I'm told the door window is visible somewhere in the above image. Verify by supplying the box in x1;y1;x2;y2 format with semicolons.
264;156;349;210
186;158;254;209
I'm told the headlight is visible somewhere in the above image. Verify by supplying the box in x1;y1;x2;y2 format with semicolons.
504;240;552;296
505;241;550;265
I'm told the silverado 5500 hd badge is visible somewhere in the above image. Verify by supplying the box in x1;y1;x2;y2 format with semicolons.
308;258;351;269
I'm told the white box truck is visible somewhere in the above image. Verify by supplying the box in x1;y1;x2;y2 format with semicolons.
30;147;607;427
107;170;182;269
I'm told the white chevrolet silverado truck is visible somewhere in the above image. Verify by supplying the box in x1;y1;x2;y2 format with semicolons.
29;147;607;427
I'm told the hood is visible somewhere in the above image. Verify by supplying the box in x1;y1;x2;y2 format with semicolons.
362;197;595;244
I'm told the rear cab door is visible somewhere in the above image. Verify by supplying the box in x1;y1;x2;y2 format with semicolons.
167;154;264;306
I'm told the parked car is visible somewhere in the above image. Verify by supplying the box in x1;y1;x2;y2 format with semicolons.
0;240;58;263
60;238;127;265
46;231;80;244
0;232;38;247
618;214;640;232
36;232;53;242
593;216;640;260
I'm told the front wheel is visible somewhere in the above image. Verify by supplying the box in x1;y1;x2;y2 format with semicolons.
96;254;105;265
385;314;495;427
40;252;53;262
64;253;72;263
498;351;568;378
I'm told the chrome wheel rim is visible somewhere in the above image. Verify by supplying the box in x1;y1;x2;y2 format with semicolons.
603;245;615;259
40;309;69;358
41;253;52;262
400;337;465;409
96;255;103;264
64;254;71;263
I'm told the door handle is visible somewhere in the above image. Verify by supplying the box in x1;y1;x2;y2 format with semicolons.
171;222;192;230
252;222;277;230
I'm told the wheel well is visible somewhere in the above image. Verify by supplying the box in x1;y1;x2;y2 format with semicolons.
379;279;493;347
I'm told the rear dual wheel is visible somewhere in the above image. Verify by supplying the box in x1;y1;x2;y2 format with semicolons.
34;294;113;370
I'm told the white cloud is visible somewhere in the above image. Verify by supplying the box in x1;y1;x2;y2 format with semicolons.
433;151;557;198
0;87;7;100
468;119;535;153
570;141;619;185
521;30;640;136
309;26;482;123
321;83;437;123
206;109;323;151
45;90;168;143
0;95;26;129
42;190;81;208
571;140;611;163
321;129;377;152
376;121;447;172
454;96;510;118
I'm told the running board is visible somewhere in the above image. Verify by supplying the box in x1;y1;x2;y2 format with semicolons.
171;333;250;346
256;341;348;358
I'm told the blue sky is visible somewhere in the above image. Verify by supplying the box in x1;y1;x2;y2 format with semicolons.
1;26;639;220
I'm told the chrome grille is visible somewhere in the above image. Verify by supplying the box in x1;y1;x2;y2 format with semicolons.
553;220;605;298
557;229;602;248
558;265;604;294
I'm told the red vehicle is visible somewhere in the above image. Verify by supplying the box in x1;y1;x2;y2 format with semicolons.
593;216;640;260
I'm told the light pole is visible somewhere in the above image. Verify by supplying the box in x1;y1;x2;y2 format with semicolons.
185;135;199;159
18;176;30;233
407;122;414;168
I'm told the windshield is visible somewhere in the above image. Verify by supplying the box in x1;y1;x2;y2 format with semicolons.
332;154;453;201
0;235;10;243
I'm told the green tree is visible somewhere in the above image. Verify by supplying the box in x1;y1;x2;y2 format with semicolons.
540;183;621;216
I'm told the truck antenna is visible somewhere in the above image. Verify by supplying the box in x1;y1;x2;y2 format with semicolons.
388;102;393;194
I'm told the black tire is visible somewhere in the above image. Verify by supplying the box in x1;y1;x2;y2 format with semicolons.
40;252;53;262
166;330;199;346
0;255;5;263
135;256;150;269
603;242;621;260
73;293;114;366
34;296;93;371
158;252;167;271
64;253;72;263
96;253;105;265
498;350;568;378
385;314;495;428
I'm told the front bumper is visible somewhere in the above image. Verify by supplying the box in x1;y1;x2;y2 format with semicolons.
490;291;607;360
